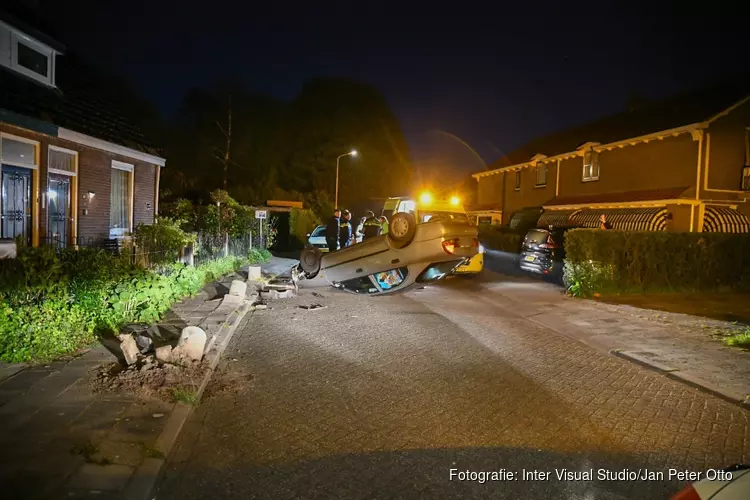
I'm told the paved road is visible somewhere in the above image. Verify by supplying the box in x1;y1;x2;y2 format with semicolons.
156;270;749;500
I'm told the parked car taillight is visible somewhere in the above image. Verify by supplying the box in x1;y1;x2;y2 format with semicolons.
670;484;701;500
442;238;458;254
472;238;479;248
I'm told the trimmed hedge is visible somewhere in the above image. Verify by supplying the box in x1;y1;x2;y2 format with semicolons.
478;226;523;253
0;247;272;363
563;229;750;296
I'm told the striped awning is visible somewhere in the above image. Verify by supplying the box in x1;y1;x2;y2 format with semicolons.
702;206;750;233
570;208;669;231
536;210;579;228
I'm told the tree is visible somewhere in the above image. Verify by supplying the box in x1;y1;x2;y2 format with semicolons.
164;78;412;208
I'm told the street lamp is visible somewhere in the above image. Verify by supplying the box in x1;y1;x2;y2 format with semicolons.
335;150;357;209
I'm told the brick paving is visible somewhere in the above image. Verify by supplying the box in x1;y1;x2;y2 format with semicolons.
157;277;749;500
0;273;240;499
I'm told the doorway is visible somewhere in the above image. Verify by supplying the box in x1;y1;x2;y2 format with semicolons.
0;165;33;245
47;173;71;246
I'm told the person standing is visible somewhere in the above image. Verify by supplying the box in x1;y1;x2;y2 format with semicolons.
361;211;382;240
379;216;389;235
339;209;353;249
599;214;613;230
326;209;341;251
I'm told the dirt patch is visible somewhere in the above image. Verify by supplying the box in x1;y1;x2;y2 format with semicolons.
89;356;209;403
202;363;254;401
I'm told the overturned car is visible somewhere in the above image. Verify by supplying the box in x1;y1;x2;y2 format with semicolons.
295;212;479;295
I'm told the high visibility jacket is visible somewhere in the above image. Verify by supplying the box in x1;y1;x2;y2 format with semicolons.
362;217;381;240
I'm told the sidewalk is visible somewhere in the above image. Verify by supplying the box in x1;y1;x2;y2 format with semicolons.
0;257;296;500
479;273;750;407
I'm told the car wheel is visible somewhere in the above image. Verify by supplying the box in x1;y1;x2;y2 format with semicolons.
388;212;417;246
299;247;321;279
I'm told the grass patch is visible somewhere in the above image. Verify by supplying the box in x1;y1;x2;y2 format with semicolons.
171;386;199;406
723;329;750;349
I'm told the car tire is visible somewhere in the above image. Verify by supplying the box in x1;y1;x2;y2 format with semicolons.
299;247;321;279
387;212;417;247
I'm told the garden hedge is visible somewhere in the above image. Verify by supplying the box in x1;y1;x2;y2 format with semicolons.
0;246;271;363
563;229;750;296
478;226;523;253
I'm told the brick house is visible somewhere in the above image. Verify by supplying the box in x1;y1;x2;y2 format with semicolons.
470;81;750;233
0;13;164;249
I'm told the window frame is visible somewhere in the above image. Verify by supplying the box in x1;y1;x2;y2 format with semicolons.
514;170;521;191
0;133;40;169
109;160;135;238
582;150;600;182
535;163;548;187
8;30;56;87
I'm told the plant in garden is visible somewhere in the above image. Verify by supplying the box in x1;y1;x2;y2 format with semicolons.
134;217;195;268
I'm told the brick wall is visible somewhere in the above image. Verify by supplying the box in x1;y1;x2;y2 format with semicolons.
0;122;160;246
133;163;156;226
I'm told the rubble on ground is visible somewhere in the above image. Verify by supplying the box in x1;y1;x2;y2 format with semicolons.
89;355;208;402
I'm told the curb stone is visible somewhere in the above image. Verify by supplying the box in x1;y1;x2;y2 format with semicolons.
121;297;253;500
612;350;750;410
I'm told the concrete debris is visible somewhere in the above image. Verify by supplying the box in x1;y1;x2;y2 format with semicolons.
118;334;139;366
135;334;153;354
229;280;247;297
247;266;262;281
298;304;327;311
176;326;207;362
255;304;268;310
155;345;173;363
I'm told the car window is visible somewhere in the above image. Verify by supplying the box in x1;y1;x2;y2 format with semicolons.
372;267;408;290
311;226;326;237
420;211;470;224
340;276;380;294
524;229;549;244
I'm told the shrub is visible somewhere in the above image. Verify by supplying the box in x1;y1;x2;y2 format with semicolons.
563;229;750;296
478;226;523;253
134;217;195;268
0;244;273;363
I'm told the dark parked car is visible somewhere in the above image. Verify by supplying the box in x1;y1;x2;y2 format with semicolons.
519;227;569;276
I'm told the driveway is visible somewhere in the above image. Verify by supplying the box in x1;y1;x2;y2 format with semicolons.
156;269;749;500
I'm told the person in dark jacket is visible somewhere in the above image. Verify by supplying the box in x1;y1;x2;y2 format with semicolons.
339;209;353;249
326;209;341;251
599;214;613;230
361;210;382;240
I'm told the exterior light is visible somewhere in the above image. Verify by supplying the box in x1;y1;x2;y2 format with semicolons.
419;192;432;205
450;196;460;206
350;150;358;157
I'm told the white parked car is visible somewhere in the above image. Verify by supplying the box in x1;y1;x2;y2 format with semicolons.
671;464;749;499
297;212;479;295
306;225;330;252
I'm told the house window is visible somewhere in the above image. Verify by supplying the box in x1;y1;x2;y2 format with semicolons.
110;161;133;238
514;171;521;190
583;150;600;181
535;163;547;186
17;42;48;77
0;22;57;87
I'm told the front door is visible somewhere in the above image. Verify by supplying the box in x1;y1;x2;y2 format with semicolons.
47;174;71;247
1;165;33;245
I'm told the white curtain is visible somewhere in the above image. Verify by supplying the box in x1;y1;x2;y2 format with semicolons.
110;169;129;236
49;149;75;173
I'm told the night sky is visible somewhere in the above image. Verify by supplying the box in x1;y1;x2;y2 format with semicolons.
37;0;748;178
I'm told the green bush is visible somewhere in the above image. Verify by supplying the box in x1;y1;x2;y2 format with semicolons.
563;229;750;296
478;226;523;253
134;217;195;268
0;244;273;363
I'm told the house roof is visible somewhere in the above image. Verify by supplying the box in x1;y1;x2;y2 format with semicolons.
482;77;750;172
0;60;159;156
544;187;689;207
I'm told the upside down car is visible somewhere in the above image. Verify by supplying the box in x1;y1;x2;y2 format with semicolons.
295;212;479;295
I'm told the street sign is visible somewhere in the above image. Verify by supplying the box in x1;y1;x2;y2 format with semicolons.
255;210;268;219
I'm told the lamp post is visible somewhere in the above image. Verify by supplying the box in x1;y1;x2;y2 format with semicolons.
335;150;357;209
